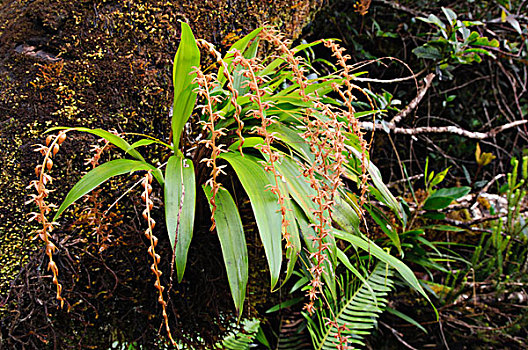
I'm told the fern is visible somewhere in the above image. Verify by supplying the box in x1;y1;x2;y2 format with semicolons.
276;312;312;350
215;318;261;350
306;263;394;349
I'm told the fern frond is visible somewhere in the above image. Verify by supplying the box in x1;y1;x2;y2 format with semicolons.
216;319;261;350
307;263;394;349
277;312;312;350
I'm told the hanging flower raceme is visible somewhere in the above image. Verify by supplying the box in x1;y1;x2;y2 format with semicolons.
27;131;68;308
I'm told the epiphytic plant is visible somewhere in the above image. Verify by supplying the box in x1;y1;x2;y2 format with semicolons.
30;22;430;345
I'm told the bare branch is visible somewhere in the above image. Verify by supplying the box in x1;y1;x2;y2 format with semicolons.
391;73;435;124
445;207;528;228
360;120;528;140
374;0;426;17
353;74;421;84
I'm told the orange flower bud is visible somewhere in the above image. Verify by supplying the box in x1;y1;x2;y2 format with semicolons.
46;135;53;146
48;260;57;273
46;159;53;171
144;230;152;239
52;144;60;156
58;132;67;145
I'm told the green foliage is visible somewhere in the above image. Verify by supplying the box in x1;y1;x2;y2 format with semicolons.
413;7;499;72
53;159;160;220
306;263;394;349
219;152;283;290
203;186;248;315
47;22;422;327
30;19;448;349
473;155;528;278
165;155;196;283
215;319;262;350
171;22;200;151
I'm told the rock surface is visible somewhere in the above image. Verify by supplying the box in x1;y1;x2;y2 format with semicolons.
0;0;322;347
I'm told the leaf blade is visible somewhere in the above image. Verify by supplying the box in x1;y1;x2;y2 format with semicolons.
165;155;196;282
54;159;157;220
172;22;200;150
220;152;282;289
204;185;248;316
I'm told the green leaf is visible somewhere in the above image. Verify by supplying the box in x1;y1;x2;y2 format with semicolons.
267;123;315;163
256;325;271;349
274;156;317;220
441;7;457;25
128;139;157;150
432;186;471;200
424;186;471;210
422;212;446;220
472;36;499;48
233;37;260;94
385;307;428;334
228;137;265;151
308;263;394;350
332;195;360;233
204;185;248;316
217;27;263;86
336;247;377;303
216;318;260;350
418;14;446;32
220;152;282;289
49;127;145;161
265;297;303;313
367;206;402;255
54;159;157;221
345;146;403;219
413;45;443;60
421;224;465;232
295;204;336;300
165;155;196;282
279;185;301;285
463;48;496;59
431;167;449;187
423;196;454;210
333;228;433;310
172;22;200;150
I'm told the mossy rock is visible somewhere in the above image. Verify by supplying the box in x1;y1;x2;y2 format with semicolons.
0;0;323;347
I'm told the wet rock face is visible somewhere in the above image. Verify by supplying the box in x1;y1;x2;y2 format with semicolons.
0;0;323;347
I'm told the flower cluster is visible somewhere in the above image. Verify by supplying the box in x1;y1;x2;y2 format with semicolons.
325;318;352;350
197;39;245;154
81;131;118;251
261;30;368;316
324;39;371;209
193;68;228;230
27;131;68;308
260;29;335;312
232;49;293;248
141;171;176;346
